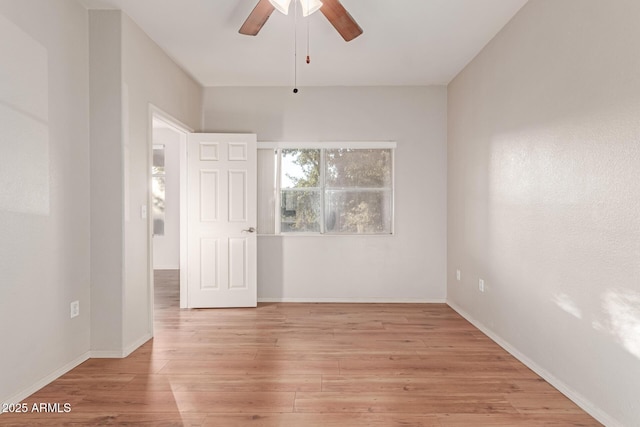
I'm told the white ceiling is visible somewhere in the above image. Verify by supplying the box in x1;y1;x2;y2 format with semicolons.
78;0;528;87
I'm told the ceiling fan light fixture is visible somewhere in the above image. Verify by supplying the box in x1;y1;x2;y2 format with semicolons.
301;0;323;17
269;0;322;17
240;0;362;41
268;0;291;15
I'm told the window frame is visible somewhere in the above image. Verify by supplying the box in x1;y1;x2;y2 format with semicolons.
259;141;396;236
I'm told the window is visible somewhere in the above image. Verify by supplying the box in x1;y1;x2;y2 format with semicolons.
258;142;395;235
152;144;165;236
280;149;322;232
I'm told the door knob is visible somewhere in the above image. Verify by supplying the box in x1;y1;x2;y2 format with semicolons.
242;227;256;233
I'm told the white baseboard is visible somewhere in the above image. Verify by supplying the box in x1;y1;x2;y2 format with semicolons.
88;350;125;358
258;297;447;303
1;333;153;408
153;266;179;271
446;300;623;427
90;333;153;358
2;351;90;406
123;333;152;357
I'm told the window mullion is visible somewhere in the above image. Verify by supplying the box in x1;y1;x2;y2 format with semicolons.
391;148;395;235
320;148;326;234
275;149;282;235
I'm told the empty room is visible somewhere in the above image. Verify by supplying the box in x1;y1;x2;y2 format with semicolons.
0;0;638;426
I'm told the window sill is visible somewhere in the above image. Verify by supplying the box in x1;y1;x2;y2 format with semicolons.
257;233;395;238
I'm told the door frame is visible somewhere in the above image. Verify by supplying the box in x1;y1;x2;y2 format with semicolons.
148;105;193;334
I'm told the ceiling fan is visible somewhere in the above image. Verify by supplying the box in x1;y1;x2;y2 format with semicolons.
239;0;363;42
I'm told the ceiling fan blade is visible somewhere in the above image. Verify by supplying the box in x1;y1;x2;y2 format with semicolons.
239;0;275;36
320;0;363;42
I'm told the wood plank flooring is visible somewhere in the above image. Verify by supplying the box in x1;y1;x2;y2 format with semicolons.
1;270;601;426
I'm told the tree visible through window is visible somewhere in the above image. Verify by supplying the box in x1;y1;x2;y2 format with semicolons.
279;147;393;234
152;144;165;236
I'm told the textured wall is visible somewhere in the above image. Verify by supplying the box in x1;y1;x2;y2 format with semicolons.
121;12;202;350
88;10;202;355
447;1;640;425
204;86;447;302
0;0;91;402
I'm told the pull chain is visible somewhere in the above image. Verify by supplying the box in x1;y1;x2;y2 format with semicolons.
306;1;311;64
293;0;298;93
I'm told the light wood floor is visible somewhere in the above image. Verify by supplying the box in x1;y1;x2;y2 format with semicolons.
3;270;600;426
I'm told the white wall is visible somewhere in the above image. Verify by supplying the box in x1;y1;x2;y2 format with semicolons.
88;10;202;355
447;1;640;425
0;0;91;402
89;9;123;354
152;126;181;270
203;86;447;302
0;2;202;402
120;13;202;351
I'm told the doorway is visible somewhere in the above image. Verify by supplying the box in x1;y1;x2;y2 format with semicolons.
149;107;191;333
148;108;258;323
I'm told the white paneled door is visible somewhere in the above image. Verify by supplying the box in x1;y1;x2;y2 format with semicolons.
187;133;257;308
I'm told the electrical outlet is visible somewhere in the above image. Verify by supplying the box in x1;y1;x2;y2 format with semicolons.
478;279;485;293
456;269;461;281
70;301;80;318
